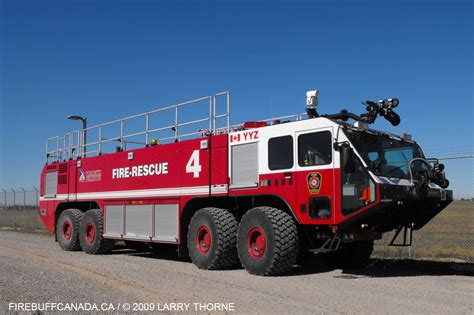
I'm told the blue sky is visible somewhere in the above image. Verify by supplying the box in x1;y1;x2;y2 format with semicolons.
1;0;472;197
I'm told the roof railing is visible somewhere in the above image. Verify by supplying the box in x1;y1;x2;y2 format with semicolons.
46;92;231;163
45;91;309;163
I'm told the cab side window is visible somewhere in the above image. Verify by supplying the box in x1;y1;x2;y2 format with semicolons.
298;131;332;166
268;135;294;170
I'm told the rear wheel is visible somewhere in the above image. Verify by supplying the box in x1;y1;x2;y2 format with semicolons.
56;209;83;251
187;207;238;270
237;207;298;276
79;209;115;254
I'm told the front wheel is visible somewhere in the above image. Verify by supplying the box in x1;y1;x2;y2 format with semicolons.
79;209;115;254
237;207;298;276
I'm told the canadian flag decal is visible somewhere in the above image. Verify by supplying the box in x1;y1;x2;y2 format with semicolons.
230;134;241;143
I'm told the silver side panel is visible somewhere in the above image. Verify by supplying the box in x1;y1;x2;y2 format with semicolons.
44;172;58;197
104;205;123;237
231;142;258;187
125;204;153;239
153;204;179;242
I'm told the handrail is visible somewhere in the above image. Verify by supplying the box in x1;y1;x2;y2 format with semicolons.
46;92;231;163
45;92;311;163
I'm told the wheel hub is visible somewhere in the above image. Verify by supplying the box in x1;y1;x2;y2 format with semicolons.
62;221;72;241
196;225;211;254
247;227;266;259
85;223;96;245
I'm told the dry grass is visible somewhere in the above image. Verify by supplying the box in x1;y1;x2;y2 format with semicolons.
373;201;474;262
0;207;45;232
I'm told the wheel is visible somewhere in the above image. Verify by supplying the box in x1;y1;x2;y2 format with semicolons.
237;207;298;276
324;240;374;268
187;207;238;270
56;209;83;251
79;209;115;254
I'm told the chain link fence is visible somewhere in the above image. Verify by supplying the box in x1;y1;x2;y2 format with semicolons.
0;188;45;232
372;201;473;263
0;188;472;262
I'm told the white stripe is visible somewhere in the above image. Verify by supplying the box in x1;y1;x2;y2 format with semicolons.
39;185;228;201
377;177;413;186
374;176;443;189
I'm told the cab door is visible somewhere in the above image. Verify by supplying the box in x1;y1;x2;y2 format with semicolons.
295;127;336;224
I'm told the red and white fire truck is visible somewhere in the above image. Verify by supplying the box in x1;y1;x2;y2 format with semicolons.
39;91;452;275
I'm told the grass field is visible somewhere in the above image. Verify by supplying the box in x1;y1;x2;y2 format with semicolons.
0;207;45;232
373;201;474;262
1;202;473;262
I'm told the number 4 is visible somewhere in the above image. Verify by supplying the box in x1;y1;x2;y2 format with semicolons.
186;150;202;178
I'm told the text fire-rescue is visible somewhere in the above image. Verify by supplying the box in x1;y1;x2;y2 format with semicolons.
112;163;168;179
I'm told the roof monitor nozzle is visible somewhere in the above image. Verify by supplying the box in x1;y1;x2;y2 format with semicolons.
362;98;401;126
308;93;400;126
306;90;319;119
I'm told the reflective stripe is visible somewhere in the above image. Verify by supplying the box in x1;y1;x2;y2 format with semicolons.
39;185;228;201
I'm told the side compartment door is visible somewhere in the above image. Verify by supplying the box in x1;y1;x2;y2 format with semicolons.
103;200;179;243
229;135;259;189
295;128;336;224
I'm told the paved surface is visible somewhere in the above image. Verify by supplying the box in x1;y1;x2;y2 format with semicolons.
0;230;472;314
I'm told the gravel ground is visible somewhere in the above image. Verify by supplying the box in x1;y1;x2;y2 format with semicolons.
0;230;472;314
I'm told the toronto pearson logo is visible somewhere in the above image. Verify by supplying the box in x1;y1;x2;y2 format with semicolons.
78;169;85;181
78;169;102;183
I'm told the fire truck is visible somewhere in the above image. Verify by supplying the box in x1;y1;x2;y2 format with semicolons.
39;91;452;276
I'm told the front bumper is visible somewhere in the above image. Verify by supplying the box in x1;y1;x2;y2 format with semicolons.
339;184;453;233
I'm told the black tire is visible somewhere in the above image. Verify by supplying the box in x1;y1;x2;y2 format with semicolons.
324;241;374;269
237;207;298;276
187;207;238;270
56;209;83;251
79;209;115;255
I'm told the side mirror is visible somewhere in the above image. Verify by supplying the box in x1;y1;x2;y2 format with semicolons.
340;144;356;174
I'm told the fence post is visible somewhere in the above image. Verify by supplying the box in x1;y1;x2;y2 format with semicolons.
1;189;6;228
33;187;39;231
11;189;16;229
20;188;26;230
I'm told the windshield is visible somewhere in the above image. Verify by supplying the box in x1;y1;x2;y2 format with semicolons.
345;129;426;179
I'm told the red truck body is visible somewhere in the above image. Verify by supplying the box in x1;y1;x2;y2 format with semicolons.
39;91;452;275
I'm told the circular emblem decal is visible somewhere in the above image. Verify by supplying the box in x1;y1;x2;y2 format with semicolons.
307;172;322;194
